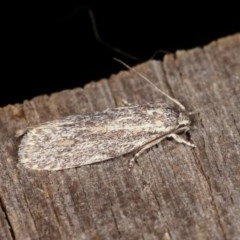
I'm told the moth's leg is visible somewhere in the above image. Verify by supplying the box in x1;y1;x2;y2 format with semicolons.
168;133;196;147
129;136;166;169
15;121;31;137
15;127;30;137
129;133;195;170
119;99;131;107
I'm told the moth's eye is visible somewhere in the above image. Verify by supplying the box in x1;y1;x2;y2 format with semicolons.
178;124;186;128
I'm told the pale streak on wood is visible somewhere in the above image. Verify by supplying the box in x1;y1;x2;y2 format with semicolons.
0;34;240;240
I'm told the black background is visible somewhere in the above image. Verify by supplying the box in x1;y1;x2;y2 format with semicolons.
1;2;239;107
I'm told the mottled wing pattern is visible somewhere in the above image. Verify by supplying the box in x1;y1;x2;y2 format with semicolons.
18;102;180;170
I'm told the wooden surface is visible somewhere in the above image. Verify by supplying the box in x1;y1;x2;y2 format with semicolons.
0;34;240;240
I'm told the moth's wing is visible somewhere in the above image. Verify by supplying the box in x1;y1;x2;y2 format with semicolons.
18;105;177;170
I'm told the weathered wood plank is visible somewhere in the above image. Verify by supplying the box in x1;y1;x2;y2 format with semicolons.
0;34;239;239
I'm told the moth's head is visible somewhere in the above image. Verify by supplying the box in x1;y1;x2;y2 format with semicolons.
174;111;192;134
178;112;191;126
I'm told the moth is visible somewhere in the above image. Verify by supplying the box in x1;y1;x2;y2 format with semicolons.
18;60;195;170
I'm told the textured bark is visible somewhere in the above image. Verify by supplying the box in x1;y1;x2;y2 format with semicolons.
0;34;240;240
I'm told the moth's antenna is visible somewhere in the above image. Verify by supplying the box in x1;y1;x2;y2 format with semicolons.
55;6;140;61
114;58;186;110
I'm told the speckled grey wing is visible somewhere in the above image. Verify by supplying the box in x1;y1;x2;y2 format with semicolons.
18;103;180;170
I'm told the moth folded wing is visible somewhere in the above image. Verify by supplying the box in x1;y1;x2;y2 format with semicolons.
18;104;180;171
18;119;163;171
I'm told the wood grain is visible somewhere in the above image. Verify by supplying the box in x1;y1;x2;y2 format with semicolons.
0;34;240;240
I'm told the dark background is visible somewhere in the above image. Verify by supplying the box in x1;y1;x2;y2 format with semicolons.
1;2;239;107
